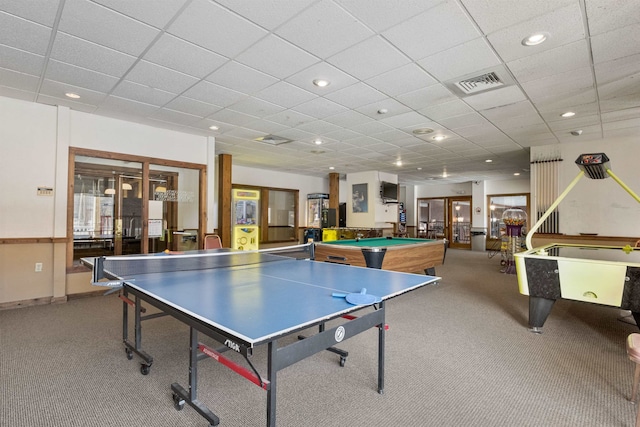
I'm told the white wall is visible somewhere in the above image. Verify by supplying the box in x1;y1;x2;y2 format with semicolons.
0;98;58;237
0;96;211;239
531;138;640;236
345;171;397;228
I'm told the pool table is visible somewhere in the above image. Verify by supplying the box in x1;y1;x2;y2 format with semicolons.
313;237;446;275
515;243;640;333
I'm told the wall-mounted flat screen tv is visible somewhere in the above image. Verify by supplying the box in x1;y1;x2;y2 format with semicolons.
380;181;398;201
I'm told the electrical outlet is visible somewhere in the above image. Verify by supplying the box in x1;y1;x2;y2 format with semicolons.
35;263;43;272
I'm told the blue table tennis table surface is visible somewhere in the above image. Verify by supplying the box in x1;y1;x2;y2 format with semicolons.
123;257;439;347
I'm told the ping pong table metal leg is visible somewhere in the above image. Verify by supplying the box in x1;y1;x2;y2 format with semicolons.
121;290;154;373
378;301;385;394
171;327;220;426
267;340;277;427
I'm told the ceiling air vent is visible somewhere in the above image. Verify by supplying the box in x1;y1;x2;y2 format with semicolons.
455;72;504;94
254;135;292;146
445;66;514;97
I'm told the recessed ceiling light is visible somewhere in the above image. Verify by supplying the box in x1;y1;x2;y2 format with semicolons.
329;166;335;170
412;128;434;135
208;125;219;130
432;135;446;141
485;159;493;163
442;172;448;178
312;79;330;88
417;167;422;171
314;139;322;145
561;111;576;118
65;92;81;99
377;108;388;114
522;32;548;46
514;172;521;176
395;160;402;167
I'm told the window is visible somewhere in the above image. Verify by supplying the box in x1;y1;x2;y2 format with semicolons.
69;148;205;270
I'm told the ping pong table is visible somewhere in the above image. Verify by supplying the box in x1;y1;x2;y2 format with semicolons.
83;244;439;426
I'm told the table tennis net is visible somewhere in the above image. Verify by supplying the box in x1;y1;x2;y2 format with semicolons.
86;243;314;287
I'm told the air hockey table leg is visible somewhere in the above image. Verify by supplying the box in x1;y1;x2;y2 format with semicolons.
529;296;556;333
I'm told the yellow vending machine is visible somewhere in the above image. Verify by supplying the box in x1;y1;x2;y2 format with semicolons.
232;188;260;250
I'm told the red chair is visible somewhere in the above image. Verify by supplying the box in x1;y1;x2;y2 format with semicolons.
204;234;222;249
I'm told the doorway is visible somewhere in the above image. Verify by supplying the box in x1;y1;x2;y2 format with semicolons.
449;197;471;250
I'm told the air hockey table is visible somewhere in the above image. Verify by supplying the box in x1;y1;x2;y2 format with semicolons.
515;243;640;332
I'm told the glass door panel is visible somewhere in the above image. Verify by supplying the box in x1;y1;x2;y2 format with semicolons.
450;198;471;249
267;189;297;242
73;157;142;263
416;198;446;240
148;165;200;253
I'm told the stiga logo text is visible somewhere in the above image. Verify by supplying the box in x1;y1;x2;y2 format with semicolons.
225;339;240;352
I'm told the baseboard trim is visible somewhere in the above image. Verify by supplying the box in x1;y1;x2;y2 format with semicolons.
0;297;53;310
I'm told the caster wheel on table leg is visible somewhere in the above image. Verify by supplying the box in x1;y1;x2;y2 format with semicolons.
339;357;346;367
140;364;151;375
125;349;133;360
172;394;185;411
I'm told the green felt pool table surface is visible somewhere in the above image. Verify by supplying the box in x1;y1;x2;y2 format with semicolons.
322;237;438;247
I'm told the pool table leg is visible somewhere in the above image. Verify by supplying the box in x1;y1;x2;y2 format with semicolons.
632;312;640;330
425;267;436;276
529;296;556;334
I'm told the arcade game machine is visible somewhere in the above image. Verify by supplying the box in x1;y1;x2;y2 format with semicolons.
232;188;259;251
515;153;640;332
304;193;329;243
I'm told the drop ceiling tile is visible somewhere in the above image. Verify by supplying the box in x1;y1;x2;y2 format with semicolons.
324;82;387;109
111;80;176;106
94;95;160;118
151;107;203;126
336;0;443;32
595;53;640;86
356;98;412;119
50;32;137;77
327;36;411;81
296;120;342;135
534;88;597;111
205;61;278;95
263;109;315;128
58;0;160;56
418;99;474;121
45;60;119;93
481;100;538;122
0;44;44;76
285;62;358;96
143;34;227;78
275;1;373;59
508;40;591;83
235;34;319;79
521;66;594;102
396;84;456;110
208;108;259;127
382;1;480;60
127;60;199;94
585;0;640;36
323;128;362;141
465;85;527;110
487;3;584;63
547;114;600;131
93;0;190;29
254;81;316;109
418;38;501;81
379;111;433;129
438;112;490;130
348;119;394;135
0;0;61;26
216;0;315;30
0;11;52;55
36;94;98;113
228;97;285;118
460;0;574;33
244;119;288;135
0;67;39;92
591;23;640;64
365;63;438;97
164;96;222;118
323;110;373;128
168;0;267;58
39;79;106;105
183;80;247;108
0;85;36;101
292;97;348;119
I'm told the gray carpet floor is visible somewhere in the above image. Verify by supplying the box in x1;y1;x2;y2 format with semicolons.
1;249;638;427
